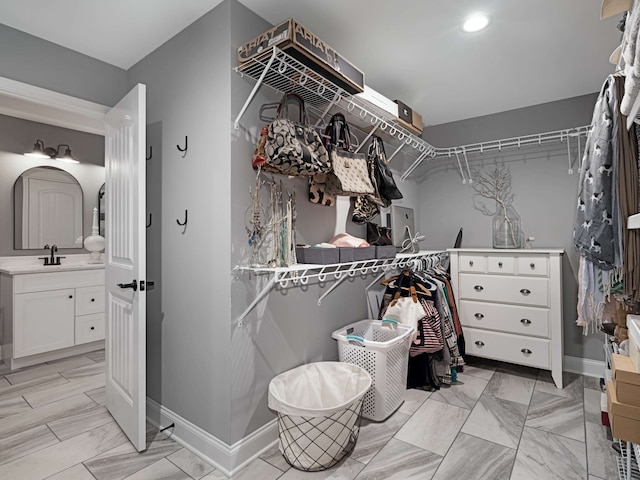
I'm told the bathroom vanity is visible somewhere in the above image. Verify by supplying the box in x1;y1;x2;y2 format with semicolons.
0;255;105;370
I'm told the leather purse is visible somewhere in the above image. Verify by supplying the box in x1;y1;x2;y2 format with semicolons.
323;114;374;196
369;136;403;201
366;222;392;246
264;93;330;176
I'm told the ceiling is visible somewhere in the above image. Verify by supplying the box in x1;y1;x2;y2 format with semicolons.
0;0;622;125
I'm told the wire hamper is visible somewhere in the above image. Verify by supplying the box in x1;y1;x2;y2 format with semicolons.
332;320;413;421
268;362;371;471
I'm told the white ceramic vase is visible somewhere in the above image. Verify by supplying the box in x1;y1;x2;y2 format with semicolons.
84;207;105;263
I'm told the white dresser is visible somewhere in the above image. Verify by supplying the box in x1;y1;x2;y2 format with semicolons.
448;248;564;388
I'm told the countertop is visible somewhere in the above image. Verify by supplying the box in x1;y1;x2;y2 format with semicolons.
0;254;105;275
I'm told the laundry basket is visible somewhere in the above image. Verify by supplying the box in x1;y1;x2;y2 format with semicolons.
268;362;371;471
332;320;413;421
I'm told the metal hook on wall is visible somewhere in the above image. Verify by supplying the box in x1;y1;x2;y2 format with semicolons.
177;136;188;157
146;213;152;228
176;210;188;234
146;146;153;161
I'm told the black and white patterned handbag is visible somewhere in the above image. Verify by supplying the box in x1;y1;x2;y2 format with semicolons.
264;93;330;177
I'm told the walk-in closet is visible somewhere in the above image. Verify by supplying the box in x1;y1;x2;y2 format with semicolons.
0;1;637;479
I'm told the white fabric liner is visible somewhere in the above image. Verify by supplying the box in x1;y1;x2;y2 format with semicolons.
268;362;372;417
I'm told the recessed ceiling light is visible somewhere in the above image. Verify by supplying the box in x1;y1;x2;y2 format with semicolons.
462;14;491;33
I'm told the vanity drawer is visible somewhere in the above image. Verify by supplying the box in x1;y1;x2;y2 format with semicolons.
487;256;515;274
75;286;105;316
15;270;105;294
464;327;550;369
459;255;486;273
75;313;105;344
459;300;550;338
517;256;549;277
459;274;549;307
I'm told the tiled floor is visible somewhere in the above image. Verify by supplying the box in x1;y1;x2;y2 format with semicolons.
0;351;620;479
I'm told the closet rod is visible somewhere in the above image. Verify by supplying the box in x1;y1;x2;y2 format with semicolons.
401;124;592;180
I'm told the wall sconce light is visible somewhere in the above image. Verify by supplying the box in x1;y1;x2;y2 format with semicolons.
24;139;79;164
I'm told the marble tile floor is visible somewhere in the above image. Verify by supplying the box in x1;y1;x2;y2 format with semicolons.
0;351;621;479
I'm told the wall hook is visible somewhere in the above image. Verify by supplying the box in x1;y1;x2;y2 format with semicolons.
176;210;188;234
177;136;188;157
146;213;152;228
146;146;152;160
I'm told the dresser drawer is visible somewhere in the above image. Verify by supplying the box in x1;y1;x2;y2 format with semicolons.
75;286;105;316
517;256;549;277
75;313;105;344
459;300;550;338
459;254;486;273
464;327;550;369
459;274;549;307
487;256;515;274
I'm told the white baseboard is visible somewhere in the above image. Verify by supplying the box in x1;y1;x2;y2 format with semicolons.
563;355;605;378
146;398;278;477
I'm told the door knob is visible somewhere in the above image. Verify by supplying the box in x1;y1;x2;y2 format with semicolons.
520;318;532;325
520;288;531;295
475;341;485;347
117;280;138;291
474;313;484;319
474;285;484;292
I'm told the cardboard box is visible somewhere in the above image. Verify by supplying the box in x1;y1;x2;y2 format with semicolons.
355;85;398;117
394;100;423;135
607;381;640;443
237;18;364;94
629;315;640;372
612;353;640;407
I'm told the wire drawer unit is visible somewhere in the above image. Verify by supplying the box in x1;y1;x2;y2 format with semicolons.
333;320;413;421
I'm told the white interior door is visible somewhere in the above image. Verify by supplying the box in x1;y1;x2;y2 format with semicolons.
105;84;147;451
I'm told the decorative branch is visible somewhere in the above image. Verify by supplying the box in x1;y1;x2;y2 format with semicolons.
471;165;519;246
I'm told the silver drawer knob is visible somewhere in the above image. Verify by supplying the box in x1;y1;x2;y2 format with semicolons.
475;313;484;319
520;318;532;325
520;288;531;295
475;341;485;347
521;348;532;355
469;260;474;266
498;262;503;268
530;263;535;269
474;285;484;292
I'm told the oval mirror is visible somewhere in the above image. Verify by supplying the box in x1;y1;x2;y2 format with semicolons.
14;166;84;249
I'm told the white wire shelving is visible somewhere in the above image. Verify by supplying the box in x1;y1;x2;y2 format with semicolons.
233;250;448;327
617;439;640;480
233;47;435;166
234;46;594;181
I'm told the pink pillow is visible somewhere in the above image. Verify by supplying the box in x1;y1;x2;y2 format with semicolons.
328;233;370;248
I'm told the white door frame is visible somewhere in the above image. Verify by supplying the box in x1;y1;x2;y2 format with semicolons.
0;76;109;134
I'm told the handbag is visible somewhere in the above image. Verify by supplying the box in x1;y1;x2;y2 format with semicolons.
264;93;330;176
366;222;392;246
381;272;425;340
352;195;379;224
369;136;403;201
322;114;375;196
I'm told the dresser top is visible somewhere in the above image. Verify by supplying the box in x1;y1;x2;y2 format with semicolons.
447;248;564;254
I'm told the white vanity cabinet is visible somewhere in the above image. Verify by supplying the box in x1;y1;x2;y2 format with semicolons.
448;248;564;388
1;267;105;369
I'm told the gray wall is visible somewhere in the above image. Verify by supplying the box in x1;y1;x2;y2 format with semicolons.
0;23;128;107
419;93;605;361
127;1;233;443
0;114;105;256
